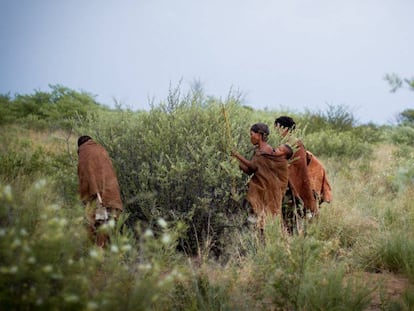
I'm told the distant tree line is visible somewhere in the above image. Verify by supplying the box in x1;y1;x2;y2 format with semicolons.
0;84;105;128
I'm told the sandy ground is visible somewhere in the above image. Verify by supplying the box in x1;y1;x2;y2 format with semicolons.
364;271;411;310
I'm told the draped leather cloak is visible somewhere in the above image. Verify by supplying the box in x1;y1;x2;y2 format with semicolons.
306;151;332;204
78;140;123;211
246;150;289;218
288;140;317;213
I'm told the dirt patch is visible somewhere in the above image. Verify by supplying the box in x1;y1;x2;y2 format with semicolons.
362;271;411;310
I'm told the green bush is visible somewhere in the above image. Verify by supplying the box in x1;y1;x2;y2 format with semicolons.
0;85;104;129
384;125;414;146
301;104;357;133
305;129;372;159
74;89;259;259
0;179;189;310
0;180;89;310
247;220;373;310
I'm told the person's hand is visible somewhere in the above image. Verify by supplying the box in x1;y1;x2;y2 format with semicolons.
230;150;237;157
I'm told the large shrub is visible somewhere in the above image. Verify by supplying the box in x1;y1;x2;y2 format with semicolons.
304;129;373;159
0;178;195;311
74;89;263;259
383;125;414;147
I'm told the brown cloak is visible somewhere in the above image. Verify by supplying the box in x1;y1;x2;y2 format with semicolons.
306;151;332;204
288;140;317;213
78;140;123;211
246;150;289;220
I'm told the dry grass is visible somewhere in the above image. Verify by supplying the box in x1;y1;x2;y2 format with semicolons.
28;128;77;155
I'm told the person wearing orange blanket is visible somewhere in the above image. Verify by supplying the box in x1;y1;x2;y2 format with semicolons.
231;123;292;232
77;135;123;247
274;116;317;233
274;116;332;224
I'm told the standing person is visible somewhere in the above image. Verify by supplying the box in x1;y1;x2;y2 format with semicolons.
77;135;123;247
274;116;317;233
231;123;292;232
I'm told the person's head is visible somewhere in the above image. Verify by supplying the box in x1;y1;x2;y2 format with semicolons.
274;116;296;136
77;135;92;147
279;144;294;160
250;123;269;145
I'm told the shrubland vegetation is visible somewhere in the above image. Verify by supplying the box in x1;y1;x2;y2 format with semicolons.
1;85;413;310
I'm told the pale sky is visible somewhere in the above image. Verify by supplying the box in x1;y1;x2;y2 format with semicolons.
1;0;413;125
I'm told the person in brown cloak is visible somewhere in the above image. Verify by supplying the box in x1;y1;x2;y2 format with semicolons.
231;123;292;231
77;135;123;247
274;116;317;234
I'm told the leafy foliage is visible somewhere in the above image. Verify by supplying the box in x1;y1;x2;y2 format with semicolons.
385;73;414;93
0;85;104;129
292;104;382;158
397;109;414;125
1;85;414;309
383;125;414;147
305;129;372;159
74;88;257;259
0;179;191;311
302;104;357;133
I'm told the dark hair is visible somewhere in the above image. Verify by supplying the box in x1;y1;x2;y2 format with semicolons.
250;123;270;141
274;116;296;131
77;135;92;147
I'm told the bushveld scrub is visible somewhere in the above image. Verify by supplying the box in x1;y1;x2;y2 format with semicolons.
0;178;191;310
1;86;414;310
74;88;265;260
235;219;373;311
0;125;79;206
0;85;105;130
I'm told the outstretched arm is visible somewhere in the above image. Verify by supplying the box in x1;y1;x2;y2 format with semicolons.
231;150;257;174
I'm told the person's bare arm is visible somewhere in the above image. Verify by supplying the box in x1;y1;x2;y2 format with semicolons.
238;162;250;174
231;150;257;173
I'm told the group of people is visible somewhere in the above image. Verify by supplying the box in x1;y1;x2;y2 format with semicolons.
76;115;331;247
231;116;332;234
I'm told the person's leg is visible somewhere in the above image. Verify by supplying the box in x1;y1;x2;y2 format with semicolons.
95;224;108;248
95;207;122;248
85;200;97;244
282;188;294;234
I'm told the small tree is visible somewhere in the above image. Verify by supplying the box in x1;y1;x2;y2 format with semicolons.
385;73;414;125
384;73;414;93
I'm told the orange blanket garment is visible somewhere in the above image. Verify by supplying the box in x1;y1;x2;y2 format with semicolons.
246;150;289;226
306;151;332;204
287;140;317;213
78;140;123;211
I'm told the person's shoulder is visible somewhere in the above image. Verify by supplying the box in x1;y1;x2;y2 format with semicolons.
79;140;108;156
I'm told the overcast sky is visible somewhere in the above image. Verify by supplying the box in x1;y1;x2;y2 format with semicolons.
1;0;413;124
